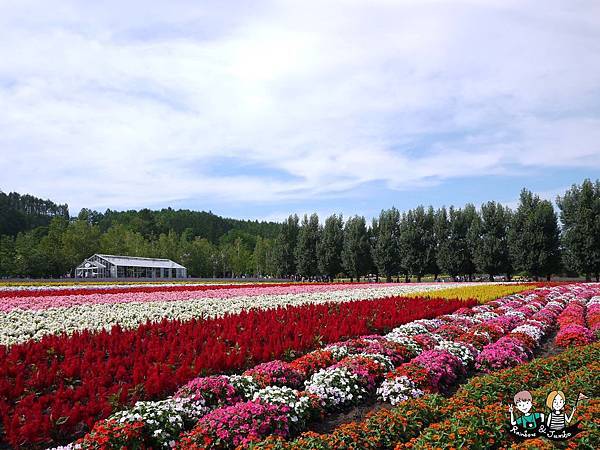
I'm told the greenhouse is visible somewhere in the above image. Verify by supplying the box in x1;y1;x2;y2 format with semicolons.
75;254;187;279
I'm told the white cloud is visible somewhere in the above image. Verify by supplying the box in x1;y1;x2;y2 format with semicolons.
0;0;599;214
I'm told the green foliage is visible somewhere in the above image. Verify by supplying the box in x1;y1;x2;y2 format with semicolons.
1;180;598;280
273;215;300;277
342;216;372;281
0;191;69;236
509;189;561;280
372;208;401;281
470;201;512;279
398;206;437;282
557;179;600;281
295;213;321;278
318;214;344;280
436;205;477;279
0;234;15;276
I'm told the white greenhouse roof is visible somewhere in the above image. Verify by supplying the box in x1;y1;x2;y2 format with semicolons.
77;260;106;269
94;254;186;269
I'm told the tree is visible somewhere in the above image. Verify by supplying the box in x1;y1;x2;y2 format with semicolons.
38;216;69;276
431;207;449;280
372;208;401;282
557;179;600;281
13;229;46;277
471;202;511;280
0;235;16;277
253;236;275;277
317;214;344;281
226;237;253;277
342;216;371;282
183;238;215;277
398;206;435;282
273;214;299;277
153;230;182;262
99;224;152;257
509;189;561;280
295;214;321;278
437;205;478;280
61;220;101;273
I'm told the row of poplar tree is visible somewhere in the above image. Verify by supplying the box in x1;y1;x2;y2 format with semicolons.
1;179;599;280
273;181;600;282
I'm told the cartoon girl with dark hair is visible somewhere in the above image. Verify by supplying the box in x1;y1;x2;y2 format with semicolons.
546;391;576;431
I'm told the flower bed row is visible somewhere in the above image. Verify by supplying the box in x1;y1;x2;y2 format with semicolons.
59;286;582;449
555;296;598;348
0;282;315;298
246;342;600;450
0;284;460;346
406;283;535;303
0;295;470;448
398;356;600;449
236;286;597;449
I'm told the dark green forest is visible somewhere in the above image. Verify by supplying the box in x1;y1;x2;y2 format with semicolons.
1;179;599;280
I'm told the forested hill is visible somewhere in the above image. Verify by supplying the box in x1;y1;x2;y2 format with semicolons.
0;191;280;242
0;191;282;278
77;208;281;243
0;191;70;236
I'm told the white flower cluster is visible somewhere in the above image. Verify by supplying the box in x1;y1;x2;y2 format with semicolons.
589;296;600;306
325;344;350;359
357;353;395;371
383;332;422;355
412;318;444;331
376;376;424;405
305;367;366;409
447;314;480;325
427;333;445;344
434;340;477;367
504;310;527;320
511;324;544;343
392;323;430;336
252;386;313;425
472;312;499;322
228;374;261;399
110;397;209;448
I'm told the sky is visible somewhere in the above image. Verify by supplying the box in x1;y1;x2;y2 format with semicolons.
1;0;600;222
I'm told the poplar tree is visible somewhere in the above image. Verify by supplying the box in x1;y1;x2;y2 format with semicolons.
509;189;561;280
342;216;371;282
557;179;600;281
295;213;321;278
471;201;512;280
318;214;344;281
273;214;299;277
373;208;401;282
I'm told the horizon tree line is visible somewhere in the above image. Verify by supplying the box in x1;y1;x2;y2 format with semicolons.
0;179;599;281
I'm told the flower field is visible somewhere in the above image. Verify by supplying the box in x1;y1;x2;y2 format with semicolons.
0;282;598;449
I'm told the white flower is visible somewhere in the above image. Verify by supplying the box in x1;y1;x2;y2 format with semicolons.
305;367;366;409
377;376;424;405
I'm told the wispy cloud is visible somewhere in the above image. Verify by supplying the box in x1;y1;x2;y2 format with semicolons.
1;0;599;215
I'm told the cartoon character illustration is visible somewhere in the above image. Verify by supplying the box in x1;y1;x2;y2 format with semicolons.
545;390;576;431
509;390;544;430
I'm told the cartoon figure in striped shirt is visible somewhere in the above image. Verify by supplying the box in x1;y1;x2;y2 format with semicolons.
545;391;576;431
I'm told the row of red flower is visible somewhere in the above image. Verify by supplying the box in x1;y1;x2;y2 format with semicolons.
0;295;471;448
555;295;599;347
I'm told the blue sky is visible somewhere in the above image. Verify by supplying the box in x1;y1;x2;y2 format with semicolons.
1;0;599;222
